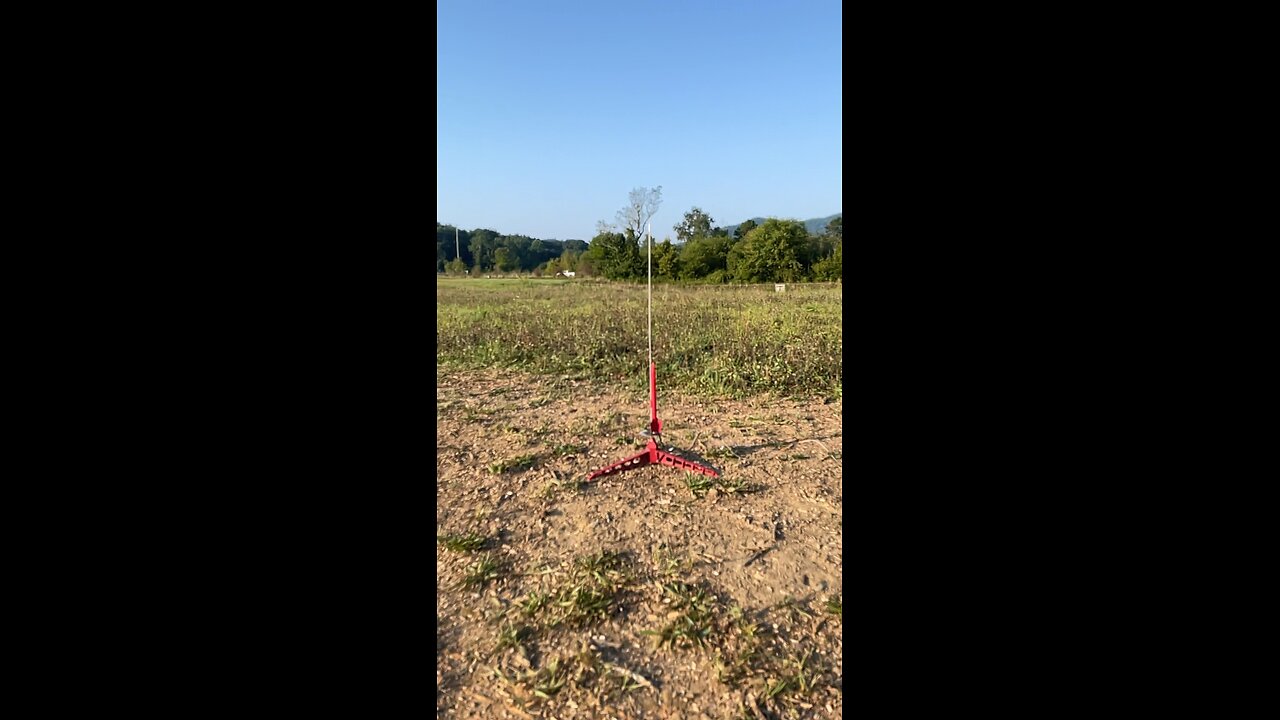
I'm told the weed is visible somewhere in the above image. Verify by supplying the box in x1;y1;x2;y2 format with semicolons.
576;550;625;583
826;595;842;616
644;612;715;650
644;581;718;650
573;646;604;681
786;651;813;694
535;551;631;628
685;474;715;497
714;606;772;687
460;554;503;589
493;655;573;703
616;672;644;693
518;591;549;617
532;656;569;699
438;532;487;553
488;453;539;474
778;596;814;622
755;651;819;704
494;622;532;654
706;446;739;460
553;585;612;625
718;476;758;494
651;547;684;577
541;473;585;500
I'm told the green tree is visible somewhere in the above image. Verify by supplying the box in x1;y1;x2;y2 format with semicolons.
584;230;641;280
726;240;747;280
811;242;842;281
526;239;559;270
437;223;473;270
445;257;467;276
494;247;518;272
654;238;679;278
501;235;533;270
622;229;645;276
806;234;835;272
805;218;843;277
468;229;500;271
732;219;809;282
734;219;758;241
674;207;715;243
679;235;732;280
559;248;578;272
824;216;842;241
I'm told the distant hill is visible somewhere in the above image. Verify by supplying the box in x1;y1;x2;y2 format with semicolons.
721;213;841;237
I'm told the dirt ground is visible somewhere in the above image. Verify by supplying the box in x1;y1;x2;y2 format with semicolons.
436;367;843;720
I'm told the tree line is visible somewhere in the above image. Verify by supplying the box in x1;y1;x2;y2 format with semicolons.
435;227;588;276
437;187;841;282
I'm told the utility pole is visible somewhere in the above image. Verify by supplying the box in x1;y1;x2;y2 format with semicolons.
455;227;460;260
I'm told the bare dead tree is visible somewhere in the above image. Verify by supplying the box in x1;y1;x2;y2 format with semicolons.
614;186;663;239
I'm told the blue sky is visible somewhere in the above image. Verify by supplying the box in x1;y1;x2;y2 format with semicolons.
437;0;842;242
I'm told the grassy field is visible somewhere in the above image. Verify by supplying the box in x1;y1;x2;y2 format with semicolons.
436;278;842;399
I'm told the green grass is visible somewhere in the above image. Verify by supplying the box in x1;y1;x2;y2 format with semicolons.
436;279;842;399
826;595;842;616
